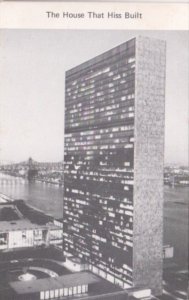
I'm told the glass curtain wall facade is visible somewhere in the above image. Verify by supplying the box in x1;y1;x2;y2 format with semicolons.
63;36;166;295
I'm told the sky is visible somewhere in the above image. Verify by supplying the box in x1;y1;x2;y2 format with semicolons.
0;30;188;165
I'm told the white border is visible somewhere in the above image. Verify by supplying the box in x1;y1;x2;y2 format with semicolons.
0;2;189;30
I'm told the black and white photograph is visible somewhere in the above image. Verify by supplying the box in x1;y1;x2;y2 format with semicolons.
0;28;188;300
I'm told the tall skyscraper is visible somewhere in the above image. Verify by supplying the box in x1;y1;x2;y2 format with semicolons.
63;36;166;295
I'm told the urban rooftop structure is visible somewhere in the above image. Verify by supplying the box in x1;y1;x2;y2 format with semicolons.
0;201;63;251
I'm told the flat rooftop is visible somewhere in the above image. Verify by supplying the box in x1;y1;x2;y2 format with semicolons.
10;272;100;295
68;256;83;263
0;219;59;232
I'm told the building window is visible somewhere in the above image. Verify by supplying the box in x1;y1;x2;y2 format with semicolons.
69;287;72;295
40;291;45;300
49;290;54;299
45;291;49;300
64;288;68;296
54;289;59;298
59;289;64;297
82;285;88;293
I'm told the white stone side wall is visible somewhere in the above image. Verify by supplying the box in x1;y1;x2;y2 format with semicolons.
133;36;166;296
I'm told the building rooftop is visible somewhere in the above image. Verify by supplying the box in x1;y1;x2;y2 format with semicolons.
68;256;84;263
0;219;59;232
0;194;13;203
0;200;60;232
66;36;165;78
10;272;100;295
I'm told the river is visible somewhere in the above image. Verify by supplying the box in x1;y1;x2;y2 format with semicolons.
0;173;63;219
0;173;188;269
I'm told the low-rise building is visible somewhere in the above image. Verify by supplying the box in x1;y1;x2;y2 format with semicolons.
0;219;62;250
10;272;100;300
0;202;63;251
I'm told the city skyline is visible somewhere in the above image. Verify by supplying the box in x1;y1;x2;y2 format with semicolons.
0;30;188;165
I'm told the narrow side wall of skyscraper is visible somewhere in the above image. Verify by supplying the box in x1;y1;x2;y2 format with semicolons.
133;36;166;295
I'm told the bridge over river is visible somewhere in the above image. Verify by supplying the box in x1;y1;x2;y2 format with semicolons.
0;158;63;181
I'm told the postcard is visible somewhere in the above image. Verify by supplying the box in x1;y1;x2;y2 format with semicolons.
0;2;188;300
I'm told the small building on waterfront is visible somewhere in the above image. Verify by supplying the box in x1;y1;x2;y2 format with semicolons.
0;219;62;250
0;201;62;251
